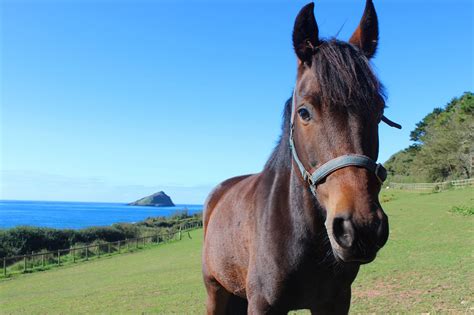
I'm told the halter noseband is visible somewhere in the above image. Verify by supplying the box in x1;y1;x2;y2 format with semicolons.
289;89;390;195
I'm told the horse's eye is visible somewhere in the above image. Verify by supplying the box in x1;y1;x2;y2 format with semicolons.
297;107;311;121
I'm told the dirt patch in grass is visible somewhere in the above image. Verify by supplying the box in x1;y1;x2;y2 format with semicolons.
354;278;424;301
352;273;471;312
380;193;397;203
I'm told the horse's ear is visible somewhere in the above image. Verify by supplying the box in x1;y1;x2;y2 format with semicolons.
293;2;319;65
349;0;379;59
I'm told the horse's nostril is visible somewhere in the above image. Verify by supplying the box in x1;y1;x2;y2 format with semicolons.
332;217;354;249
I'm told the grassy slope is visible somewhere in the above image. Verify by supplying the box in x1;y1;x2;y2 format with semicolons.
0;231;207;314
351;188;473;313
0;188;473;314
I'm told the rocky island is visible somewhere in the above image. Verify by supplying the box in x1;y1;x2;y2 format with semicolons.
128;191;175;207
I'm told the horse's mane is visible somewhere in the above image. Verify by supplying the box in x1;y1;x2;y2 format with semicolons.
264;39;385;172
264;97;293;171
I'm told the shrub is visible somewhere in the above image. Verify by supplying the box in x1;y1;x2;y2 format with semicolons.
449;205;474;216
0;212;202;258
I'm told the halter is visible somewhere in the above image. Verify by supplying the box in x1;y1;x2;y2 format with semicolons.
289;89;394;195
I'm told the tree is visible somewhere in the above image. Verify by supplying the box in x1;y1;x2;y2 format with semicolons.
385;92;473;182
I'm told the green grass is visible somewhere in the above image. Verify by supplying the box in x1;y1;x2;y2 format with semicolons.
350;188;474;313
1;188;473;314
0;230;206;314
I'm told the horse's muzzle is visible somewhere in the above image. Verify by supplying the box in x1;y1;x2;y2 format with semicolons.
328;207;389;264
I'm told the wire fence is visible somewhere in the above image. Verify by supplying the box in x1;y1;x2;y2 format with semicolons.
1;221;202;278
388;178;473;191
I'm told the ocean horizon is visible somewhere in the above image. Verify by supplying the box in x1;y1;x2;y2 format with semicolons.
0;200;203;230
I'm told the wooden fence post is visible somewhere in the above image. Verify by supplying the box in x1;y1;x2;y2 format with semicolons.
24;256;27;272
108;243;111;255
85;246;89;261
118;241;121;253
3;258;6;276
136;238;138;249
42;253;45;267
57;250;60;265
98;244;101;258
73;248;76;263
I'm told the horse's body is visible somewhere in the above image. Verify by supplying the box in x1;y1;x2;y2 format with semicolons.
203;159;359;313
203;2;392;313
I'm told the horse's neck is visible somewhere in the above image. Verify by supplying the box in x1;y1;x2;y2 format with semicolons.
272;164;326;237
262;132;326;236
261;165;330;266
288;167;325;237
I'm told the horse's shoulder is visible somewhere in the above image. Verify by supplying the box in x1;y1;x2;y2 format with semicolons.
203;174;255;232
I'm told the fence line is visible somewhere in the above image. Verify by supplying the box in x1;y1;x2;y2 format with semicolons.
389;178;473;191
2;221;202;277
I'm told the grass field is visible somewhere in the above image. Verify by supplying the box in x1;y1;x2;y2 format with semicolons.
0;188;473;314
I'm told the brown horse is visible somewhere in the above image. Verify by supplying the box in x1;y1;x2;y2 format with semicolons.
203;1;395;313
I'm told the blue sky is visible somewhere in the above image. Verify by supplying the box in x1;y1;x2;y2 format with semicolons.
1;0;472;203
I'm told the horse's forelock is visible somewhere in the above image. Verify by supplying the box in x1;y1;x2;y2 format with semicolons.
310;39;385;113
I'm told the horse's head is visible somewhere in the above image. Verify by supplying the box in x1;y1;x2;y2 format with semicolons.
291;1;388;263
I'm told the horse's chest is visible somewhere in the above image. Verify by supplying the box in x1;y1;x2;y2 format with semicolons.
291;267;357;308
253;252;359;310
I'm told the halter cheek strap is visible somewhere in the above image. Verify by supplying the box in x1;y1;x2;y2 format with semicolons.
289;89;391;195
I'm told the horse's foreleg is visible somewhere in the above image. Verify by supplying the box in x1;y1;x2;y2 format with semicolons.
310;287;351;315
204;277;231;315
247;295;271;315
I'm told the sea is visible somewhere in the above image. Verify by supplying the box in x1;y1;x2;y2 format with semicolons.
0;200;203;230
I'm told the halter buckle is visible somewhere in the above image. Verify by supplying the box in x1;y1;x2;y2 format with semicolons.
305;171;314;187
